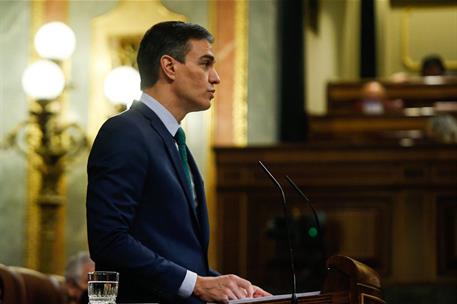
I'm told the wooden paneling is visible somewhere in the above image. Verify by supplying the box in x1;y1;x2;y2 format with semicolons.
437;194;457;276
215;144;457;292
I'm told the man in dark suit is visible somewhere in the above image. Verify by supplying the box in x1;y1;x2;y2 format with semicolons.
86;21;269;303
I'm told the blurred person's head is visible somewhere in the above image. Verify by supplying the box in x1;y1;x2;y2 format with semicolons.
421;55;446;76
65;252;95;304
359;81;387;115
361;81;387;101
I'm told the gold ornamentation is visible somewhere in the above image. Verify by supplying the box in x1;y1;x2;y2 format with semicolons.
26;0;45;271
233;0;249;147
22;0;84;274
401;7;457;71
108;35;142;69
7;98;88;274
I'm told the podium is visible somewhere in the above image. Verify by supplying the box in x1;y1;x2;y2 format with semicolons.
242;255;385;304
1;255;385;304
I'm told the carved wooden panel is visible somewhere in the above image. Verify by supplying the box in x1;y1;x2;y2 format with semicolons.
437;194;457;277
215;144;457;291
217;190;392;293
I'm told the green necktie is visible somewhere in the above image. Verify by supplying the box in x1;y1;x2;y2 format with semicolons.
175;127;193;197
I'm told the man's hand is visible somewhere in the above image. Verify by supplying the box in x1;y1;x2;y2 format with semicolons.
253;285;271;298
193;274;270;303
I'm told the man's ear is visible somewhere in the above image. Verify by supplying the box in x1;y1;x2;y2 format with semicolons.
160;55;177;81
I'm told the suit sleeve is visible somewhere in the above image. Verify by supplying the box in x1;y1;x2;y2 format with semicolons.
86;117;186;300
209;269;221;277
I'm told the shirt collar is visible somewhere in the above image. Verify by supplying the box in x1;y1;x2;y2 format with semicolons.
139;92;180;137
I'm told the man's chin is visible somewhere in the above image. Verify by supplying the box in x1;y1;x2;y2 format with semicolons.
195;102;212;112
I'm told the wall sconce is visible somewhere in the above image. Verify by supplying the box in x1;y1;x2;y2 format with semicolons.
104;65;141;112
2;21;87;274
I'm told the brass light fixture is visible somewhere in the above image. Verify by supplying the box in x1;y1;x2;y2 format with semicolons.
2;21;87;274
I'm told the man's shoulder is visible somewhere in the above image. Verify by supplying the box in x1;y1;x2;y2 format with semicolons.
99;111;142;135
108;102;164;128
101;103;155;131
92;104;169;154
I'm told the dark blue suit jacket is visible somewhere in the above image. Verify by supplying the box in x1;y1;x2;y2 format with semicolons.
86;101;216;303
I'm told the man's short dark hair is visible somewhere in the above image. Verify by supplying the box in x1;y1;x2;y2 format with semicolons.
137;21;214;89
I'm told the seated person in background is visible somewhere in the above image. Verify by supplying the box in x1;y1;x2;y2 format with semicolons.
421;55;446;76
359;81;403;115
426;114;457;143
64;252;95;304
390;54;448;81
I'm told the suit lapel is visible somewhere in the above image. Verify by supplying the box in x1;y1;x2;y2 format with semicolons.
130;102;201;233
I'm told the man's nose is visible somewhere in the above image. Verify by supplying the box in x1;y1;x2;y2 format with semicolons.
209;68;221;85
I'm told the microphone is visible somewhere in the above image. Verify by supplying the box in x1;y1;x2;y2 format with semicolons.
285;175;327;283
284;176;321;233
258;161;297;304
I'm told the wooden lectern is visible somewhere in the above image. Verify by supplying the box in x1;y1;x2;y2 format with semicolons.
249;255;385;304
0;255;385;304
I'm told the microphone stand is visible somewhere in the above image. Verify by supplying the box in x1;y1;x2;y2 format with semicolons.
258;161;298;304
285;175;327;286
285;176;320;232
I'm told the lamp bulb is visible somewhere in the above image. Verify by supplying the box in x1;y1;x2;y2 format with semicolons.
22;60;65;100
34;21;76;60
104;66;141;107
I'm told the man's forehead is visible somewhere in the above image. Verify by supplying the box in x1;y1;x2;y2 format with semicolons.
187;39;215;58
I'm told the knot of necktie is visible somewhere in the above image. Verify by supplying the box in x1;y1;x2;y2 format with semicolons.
175;127;186;146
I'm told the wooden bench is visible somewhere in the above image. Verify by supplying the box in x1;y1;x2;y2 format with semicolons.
327;77;457;115
0;264;65;304
309;77;457;144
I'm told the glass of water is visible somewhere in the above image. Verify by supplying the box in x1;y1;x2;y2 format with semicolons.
88;271;119;304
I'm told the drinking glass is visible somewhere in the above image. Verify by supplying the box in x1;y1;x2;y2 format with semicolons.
88;271;119;304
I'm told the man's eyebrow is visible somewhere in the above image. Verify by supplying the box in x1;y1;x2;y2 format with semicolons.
199;54;215;62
